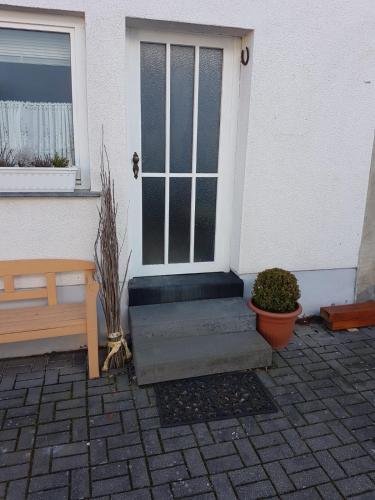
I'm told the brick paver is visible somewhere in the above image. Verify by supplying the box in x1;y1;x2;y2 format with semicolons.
1;323;375;498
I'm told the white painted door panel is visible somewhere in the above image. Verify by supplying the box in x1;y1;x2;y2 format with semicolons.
127;29;239;277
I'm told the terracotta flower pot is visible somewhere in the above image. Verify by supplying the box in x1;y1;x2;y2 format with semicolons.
248;299;302;349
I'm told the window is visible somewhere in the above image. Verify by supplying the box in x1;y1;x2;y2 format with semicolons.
0;12;89;188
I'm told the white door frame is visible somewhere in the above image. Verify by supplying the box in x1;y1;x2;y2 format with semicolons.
126;28;240;278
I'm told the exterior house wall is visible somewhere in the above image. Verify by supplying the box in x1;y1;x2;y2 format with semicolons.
1;0;375;357
356;134;375;301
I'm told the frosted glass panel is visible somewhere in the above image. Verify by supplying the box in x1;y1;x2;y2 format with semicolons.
169;178;192;263
142;177;165;264
141;43;166;173
170;45;194;173
196;48;223;173
194;178;217;262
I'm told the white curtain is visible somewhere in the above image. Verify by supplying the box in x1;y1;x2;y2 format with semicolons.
0;100;74;163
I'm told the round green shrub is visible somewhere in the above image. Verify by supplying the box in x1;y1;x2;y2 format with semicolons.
251;268;300;313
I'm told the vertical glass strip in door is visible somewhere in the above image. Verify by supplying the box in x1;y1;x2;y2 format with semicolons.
140;40;223;266
142;177;165;265
194;178;217;262
141;42;166;264
170;45;194;173
169;177;192;263
196;48;223;173
141;43;166;173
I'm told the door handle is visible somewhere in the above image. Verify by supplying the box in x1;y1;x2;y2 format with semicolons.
132;152;139;179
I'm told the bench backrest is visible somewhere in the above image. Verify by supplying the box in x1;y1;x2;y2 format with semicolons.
0;259;96;305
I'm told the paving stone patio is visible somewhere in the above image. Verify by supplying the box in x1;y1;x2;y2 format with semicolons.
1;322;375;499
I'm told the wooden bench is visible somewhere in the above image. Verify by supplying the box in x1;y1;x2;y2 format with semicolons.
0;259;100;378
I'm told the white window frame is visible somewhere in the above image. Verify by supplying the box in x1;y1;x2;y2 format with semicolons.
0;10;90;189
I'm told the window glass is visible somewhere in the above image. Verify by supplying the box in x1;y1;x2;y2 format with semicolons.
170;45;194;173
140;42;166;173
196;48;223;173
142;177;165;265
169;177;192;263
0;28;75;166
194;177;217;262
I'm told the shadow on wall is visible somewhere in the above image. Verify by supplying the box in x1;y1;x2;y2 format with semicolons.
356;132;375;302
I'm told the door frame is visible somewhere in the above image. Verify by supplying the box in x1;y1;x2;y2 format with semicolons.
126;28;240;278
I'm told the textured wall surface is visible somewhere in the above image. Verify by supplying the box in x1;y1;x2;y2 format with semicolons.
0;198;98;261
236;4;375;274
1;1;375;341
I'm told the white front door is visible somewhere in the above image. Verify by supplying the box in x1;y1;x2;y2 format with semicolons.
127;29;239;277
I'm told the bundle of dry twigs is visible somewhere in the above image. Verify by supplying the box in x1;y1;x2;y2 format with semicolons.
94;133;132;371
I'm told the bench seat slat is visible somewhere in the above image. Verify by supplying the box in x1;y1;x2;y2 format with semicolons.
0;324;87;343
0;303;86;335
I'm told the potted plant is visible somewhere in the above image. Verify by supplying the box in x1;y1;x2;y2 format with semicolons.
248;268;302;349
0;147;77;193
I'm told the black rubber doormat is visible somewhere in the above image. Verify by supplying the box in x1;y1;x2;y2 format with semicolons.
154;371;278;427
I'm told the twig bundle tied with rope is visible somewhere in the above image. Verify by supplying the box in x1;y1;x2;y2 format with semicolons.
94;134;132;371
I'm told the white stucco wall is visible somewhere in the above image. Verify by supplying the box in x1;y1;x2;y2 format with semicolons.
1;0;375;325
0;198;98;261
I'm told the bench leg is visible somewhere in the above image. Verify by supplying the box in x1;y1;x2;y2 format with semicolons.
86;301;100;379
87;328;100;379
85;279;100;379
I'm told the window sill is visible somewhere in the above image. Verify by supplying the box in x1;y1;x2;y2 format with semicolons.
0;190;101;198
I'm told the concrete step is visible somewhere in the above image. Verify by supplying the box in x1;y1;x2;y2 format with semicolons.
128;272;244;306
129;297;272;385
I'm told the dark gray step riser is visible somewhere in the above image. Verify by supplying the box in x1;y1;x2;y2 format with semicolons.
128;272;244;306
133;328;272;385
136;351;272;385
129;297;272;385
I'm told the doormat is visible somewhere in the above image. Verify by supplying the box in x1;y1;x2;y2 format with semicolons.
154;370;278;427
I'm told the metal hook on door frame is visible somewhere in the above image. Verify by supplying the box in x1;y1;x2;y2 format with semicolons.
241;46;250;66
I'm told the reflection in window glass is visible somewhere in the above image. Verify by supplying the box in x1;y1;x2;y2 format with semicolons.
0;28;75;165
